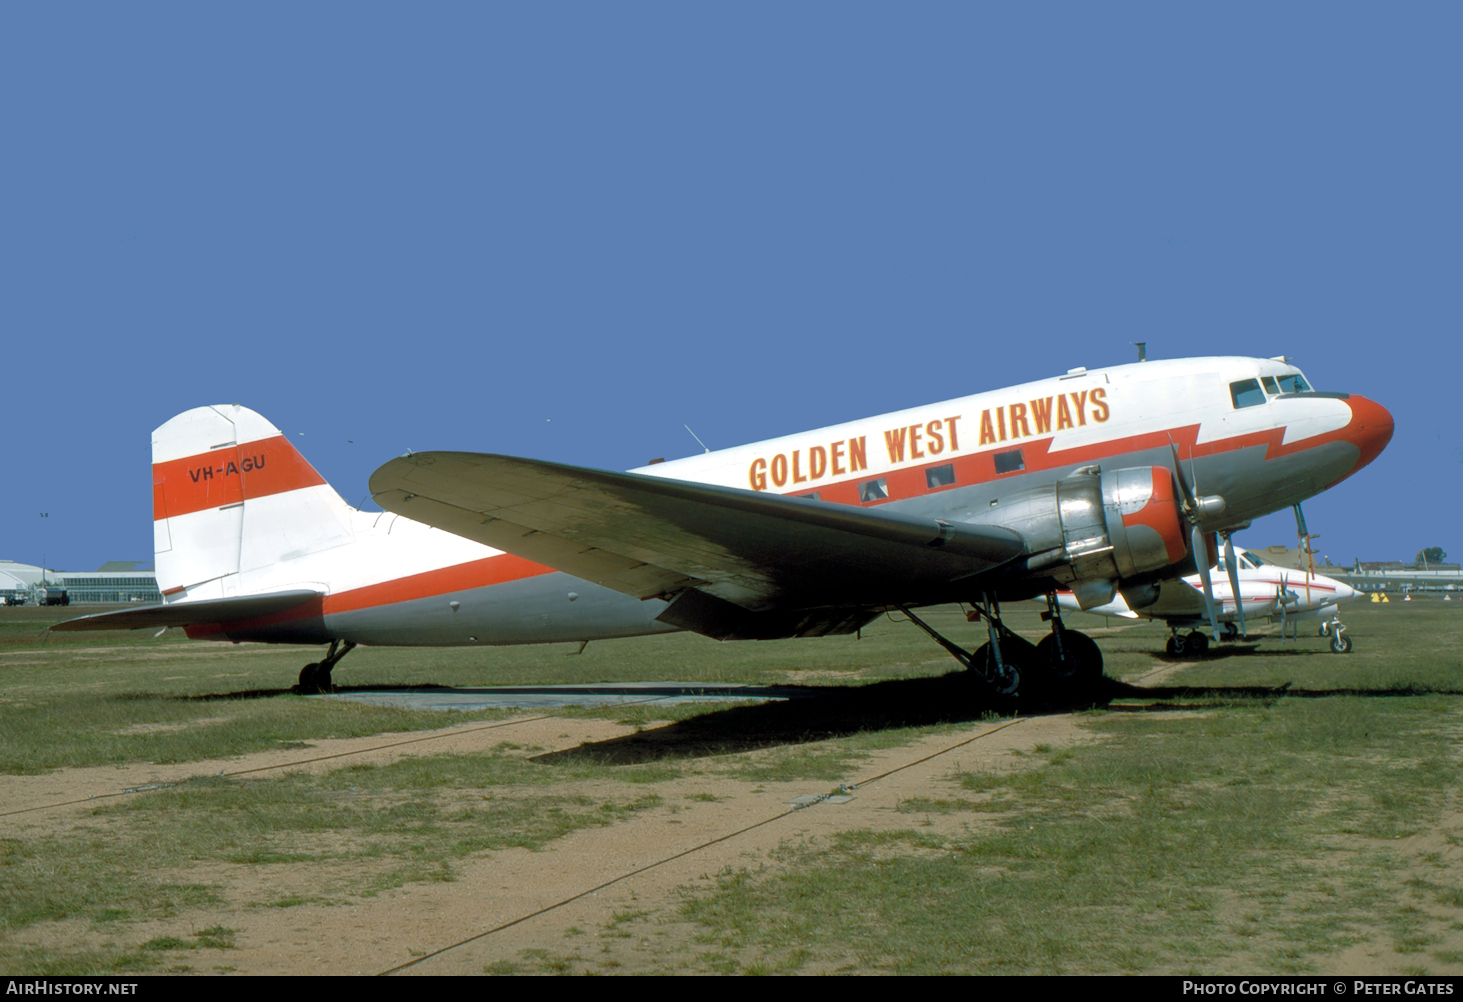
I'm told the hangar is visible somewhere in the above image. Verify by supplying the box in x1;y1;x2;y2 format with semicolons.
0;560;161;606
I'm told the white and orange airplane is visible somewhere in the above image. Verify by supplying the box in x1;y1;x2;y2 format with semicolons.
1054;545;1359;657
55;356;1392;700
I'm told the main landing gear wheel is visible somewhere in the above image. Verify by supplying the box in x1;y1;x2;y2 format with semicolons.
1222;623;1240;642
1033;630;1104;701
897;600;1028;705
969;641;1028;697
1166;630;1210;658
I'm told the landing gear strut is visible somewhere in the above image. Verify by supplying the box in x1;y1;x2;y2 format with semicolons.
899;596;1023;697
899;593;1105;704
296;639;357;695
1323;613;1352;654
1166;627;1210;657
1033;593;1105;700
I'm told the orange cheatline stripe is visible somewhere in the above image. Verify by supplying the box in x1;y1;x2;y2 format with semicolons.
182;553;556;638
153;436;326;520
778;404;1379;509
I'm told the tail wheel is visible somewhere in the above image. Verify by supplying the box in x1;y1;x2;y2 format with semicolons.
297;663;327;694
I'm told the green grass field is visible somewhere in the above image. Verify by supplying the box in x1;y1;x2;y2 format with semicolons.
2;597;1460;974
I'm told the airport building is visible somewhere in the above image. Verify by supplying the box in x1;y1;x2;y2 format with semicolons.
0;560;161;606
1248;546;1463;591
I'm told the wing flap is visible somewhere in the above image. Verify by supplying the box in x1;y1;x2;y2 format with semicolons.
370;453;1026;610
49;590;324;632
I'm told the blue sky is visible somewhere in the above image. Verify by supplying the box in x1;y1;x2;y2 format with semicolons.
3;4;1457;572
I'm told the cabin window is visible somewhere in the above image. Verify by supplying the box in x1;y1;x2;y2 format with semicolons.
800;491;821;501
993;449;1024;474
1229;379;1266;409
858;478;888;503
926;464;955;489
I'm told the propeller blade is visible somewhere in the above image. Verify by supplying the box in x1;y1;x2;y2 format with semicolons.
1168;438;1198;512
1223;532;1247;639
1191;523;1220;641
1277;573;1290;637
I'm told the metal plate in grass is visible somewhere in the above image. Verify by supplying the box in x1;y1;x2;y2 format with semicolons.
321;682;809;712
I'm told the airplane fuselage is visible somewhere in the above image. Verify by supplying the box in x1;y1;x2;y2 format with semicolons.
79;356;1392;649
1059;547;1358;628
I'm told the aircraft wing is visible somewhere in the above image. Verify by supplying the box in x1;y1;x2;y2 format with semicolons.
369;453;1025;636
50;591;323;632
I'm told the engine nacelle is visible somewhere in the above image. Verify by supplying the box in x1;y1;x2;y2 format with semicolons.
967;465;1189;590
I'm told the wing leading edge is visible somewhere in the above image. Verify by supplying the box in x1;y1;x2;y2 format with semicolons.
368;452;1026;637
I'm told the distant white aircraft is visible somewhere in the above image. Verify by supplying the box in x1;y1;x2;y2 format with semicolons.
1056;546;1358;656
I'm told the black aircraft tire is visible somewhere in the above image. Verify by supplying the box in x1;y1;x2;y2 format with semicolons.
1165;636;1183;657
967;642;1023;697
1330;634;1353;654
1185;631;1210;655
297;663;323;695
1033;630;1104;697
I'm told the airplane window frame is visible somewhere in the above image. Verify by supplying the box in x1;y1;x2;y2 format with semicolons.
993;449;1024;475
925;463;956;489
1229;379;1266;409
1275;373;1312;394
858;478;888;503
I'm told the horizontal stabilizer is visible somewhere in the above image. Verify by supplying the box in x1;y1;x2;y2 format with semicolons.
49;590;324;632
369;452;1026;611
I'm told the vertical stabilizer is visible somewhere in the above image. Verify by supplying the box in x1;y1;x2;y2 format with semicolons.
152;406;354;600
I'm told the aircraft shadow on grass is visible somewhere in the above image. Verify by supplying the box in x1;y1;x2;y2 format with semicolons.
1153;643;1334;662
530;672;1463;766
166;672;1463;767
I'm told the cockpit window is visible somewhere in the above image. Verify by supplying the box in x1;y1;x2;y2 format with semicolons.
1229;379;1266;409
1261;376;1280;395
1274;373;1312;394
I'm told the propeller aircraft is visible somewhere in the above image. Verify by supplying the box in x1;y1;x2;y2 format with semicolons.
1054;544;1359;656
54;355;1392;702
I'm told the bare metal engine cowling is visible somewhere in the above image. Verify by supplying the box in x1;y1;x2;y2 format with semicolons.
965;466;1189;593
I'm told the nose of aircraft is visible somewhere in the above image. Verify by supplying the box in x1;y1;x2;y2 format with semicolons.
1332;578;1357;602
1342;394;1394;476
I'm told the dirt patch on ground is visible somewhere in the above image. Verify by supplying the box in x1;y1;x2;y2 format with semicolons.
0;715;635;820
6;705;1460;976
0;713;1086;975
